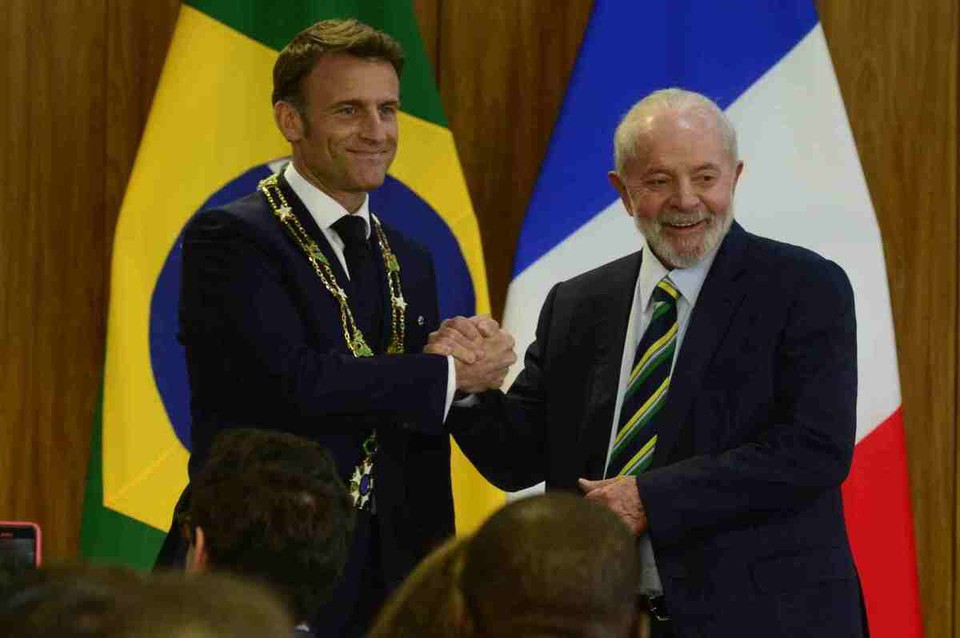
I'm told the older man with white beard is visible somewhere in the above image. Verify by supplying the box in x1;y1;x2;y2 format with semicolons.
442;89;867;638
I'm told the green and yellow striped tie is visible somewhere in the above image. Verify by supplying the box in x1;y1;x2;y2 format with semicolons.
607;276;679;477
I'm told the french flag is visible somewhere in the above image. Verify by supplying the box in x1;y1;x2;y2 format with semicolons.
501;2;922;635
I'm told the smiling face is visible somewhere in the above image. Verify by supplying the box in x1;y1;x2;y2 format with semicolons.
609;108;743;269
275;52;399;212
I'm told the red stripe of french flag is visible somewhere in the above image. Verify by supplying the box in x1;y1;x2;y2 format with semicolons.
843;409;923;636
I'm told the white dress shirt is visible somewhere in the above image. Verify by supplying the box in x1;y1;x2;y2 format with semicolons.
284;163;457;419
285;162;372;277
604;243;720;595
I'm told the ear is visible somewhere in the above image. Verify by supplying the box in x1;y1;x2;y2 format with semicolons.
608;171;634;217
186;526;209;573
731;160;744;193
274;101;305;143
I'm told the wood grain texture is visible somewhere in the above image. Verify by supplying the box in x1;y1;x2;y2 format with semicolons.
817;1;958;636
0;0;178;560
437;0;593;318
0;0;108;559
412;0;439;81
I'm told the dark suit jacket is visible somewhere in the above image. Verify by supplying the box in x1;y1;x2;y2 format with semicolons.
449;223;865;638
162;174;454;632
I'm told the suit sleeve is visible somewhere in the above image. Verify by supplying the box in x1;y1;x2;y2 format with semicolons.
445;284;562;491
180;209;449;436
637;259;857;546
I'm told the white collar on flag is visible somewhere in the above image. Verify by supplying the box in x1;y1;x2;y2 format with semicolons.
638;237;721;312
284;162;371;239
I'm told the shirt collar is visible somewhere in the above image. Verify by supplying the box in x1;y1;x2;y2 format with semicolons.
284;162;371;239
637;241;721;312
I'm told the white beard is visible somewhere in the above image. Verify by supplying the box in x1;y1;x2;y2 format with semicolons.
635;207;734;269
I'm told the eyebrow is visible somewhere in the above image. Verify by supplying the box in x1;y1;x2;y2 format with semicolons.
329;98;401;109
692;162;722;172
637;161;724;177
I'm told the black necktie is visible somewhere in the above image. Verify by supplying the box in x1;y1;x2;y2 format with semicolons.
331;215;383;351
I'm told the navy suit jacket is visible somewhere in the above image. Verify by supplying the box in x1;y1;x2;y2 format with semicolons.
449;223;866;638
163;174;454;631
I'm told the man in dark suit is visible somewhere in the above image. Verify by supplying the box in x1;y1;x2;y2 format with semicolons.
440;89;865;638
157;19;514;637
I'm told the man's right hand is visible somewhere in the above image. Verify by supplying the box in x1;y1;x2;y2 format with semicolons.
425;316;517;393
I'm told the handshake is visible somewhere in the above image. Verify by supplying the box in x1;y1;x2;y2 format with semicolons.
423;316;518;394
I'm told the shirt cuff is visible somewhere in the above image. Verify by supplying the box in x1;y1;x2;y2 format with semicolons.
442;355;457;421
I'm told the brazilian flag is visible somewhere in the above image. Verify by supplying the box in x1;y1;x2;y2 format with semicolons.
80;0;502;568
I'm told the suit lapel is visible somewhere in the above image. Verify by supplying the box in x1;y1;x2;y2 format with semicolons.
580;251;643;479
367;217;394;351
652;222;750;467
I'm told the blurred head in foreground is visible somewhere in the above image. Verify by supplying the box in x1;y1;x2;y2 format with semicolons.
0;565;292;637
184;428;355;624
369;492;642;638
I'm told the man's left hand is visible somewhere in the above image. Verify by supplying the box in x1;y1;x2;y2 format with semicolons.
578;476;648;535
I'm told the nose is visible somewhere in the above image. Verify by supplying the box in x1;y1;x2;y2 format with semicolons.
359;109;388;143
672;178;699;211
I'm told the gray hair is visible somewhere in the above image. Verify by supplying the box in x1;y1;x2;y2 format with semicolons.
613;88;738;172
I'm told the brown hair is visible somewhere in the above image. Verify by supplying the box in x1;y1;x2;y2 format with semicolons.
369;494;642;638
187;429;354;623
0;566;292;638
113;572;293;638
461;494;640;638
272;18;405;110
367;537;470;638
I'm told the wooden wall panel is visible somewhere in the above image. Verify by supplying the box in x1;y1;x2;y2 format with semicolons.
0;0;178;560
437;0;593;318
412;0;440;80
105;0;181;255
0;0;108;559
817;1;958;636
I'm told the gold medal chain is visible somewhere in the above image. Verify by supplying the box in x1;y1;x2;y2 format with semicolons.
370;215;406;355
257;173;408;358
256;172;410;511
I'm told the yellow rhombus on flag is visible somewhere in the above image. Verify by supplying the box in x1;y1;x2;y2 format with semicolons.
81;0;502;568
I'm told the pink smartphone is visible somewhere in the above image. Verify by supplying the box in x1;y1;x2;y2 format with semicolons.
0;521;41;568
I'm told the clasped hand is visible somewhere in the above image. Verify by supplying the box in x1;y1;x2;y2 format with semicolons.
424;315;517;393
